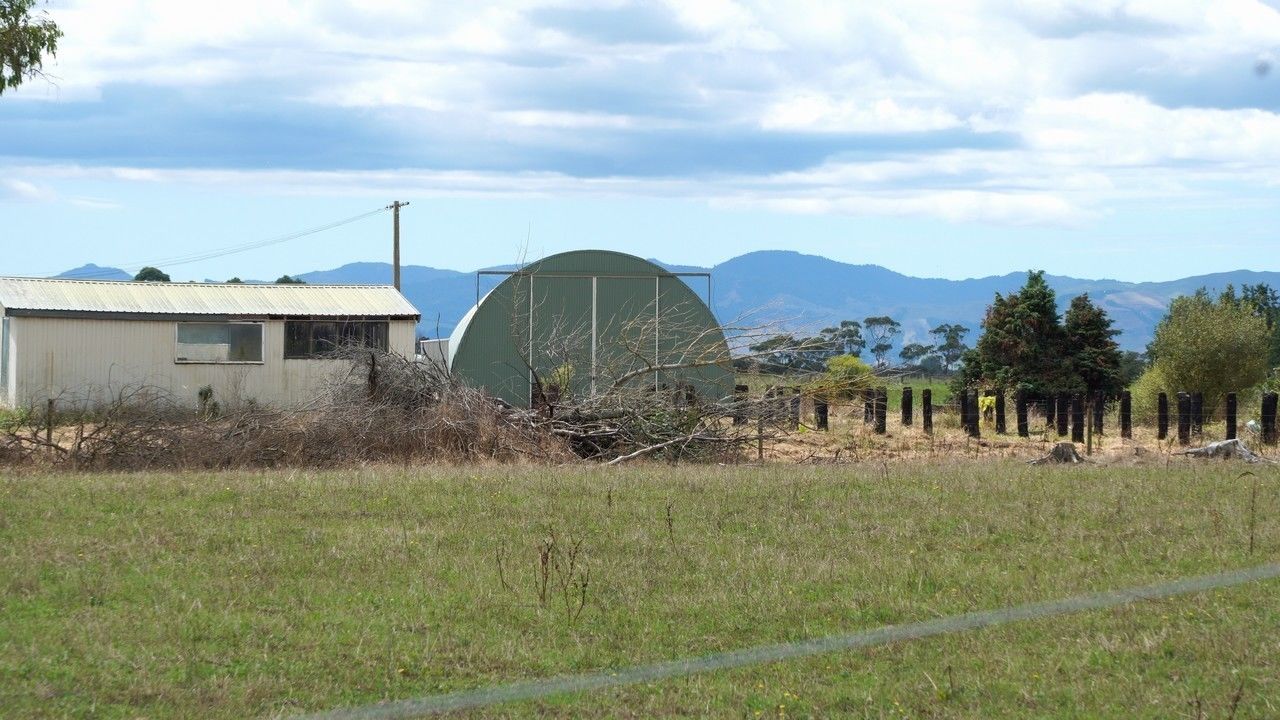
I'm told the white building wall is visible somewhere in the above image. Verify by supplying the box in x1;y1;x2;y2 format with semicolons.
6;316;416;410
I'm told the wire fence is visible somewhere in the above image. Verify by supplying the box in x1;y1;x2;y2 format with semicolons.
301;562;1280;719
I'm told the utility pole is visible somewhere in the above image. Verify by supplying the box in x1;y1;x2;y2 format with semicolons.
386;201;409;290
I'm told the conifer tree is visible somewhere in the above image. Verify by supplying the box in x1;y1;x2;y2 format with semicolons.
1064;293;1122;394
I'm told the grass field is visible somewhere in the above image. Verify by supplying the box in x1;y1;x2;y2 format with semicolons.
3;461;1279;718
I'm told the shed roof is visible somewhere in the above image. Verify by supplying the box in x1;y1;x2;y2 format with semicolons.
0;277;420;319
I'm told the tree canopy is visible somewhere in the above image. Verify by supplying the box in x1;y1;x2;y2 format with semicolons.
929;323;969;372
275;275;306;284
863;315;901;366
1063;293;1123;395
960;271;1122;395
1;0;62;95
816;320;865;357
133;266;170;282
898;342;934;364
1239;282;1280;367
1146;289;1270;413
746;321;868;374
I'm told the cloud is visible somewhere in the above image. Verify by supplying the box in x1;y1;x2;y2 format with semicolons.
3;0;1280;229
527;2;695;44
0;178;56;202
760;95;963;133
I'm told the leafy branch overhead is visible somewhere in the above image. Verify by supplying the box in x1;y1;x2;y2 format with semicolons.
1;0;63;95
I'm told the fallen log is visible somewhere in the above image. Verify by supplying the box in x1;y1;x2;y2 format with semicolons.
1029;442;1086;465
1180;439;1269;463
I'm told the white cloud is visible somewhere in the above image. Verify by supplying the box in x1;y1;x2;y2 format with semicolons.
0;179;56;202
760;95;962;133
1023;93;1280;168
8;0;1280;230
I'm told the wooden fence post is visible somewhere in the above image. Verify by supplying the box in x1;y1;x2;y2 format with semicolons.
1177;392;1191;445
970;391;982;438
814;395;828;431
1225;393;1237;441
733;384;749;426
1120;391;1132;440
901;386;913;426
1045;395;1056;431
863;388;873;424
874;386;887;435
1157;392;1169;440
45;398;54;450
1092;391;1104;436
994;389;1007;434
958;389;969;434
1056;392;1070;437
789;387;801;431
1190;392;1204;437
1070;394;1084;443
1262;392;1278;445
1015;390;1029;437
922;388;933;435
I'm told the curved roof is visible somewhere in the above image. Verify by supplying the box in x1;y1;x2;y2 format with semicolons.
447;250;730;407
0;277;420;319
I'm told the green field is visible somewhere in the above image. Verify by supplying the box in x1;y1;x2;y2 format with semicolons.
3;461;1279;718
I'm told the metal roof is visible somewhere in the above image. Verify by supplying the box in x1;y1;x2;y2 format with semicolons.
0;277;420;319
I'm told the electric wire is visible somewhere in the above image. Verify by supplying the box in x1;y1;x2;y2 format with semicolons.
41;206;389;280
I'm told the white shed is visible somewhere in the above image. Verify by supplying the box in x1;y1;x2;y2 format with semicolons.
0;278;420;409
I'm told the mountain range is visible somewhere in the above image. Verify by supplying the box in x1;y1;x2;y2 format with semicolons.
56;252;1280;353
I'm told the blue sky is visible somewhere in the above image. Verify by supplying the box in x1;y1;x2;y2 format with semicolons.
2;0;1280;282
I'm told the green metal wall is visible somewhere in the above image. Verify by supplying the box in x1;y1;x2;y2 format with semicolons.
447;250;732;407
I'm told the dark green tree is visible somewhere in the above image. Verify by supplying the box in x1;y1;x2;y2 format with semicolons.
928;323;969;372
275;275;305;284
1118;350;1147;387
863;315;901;366
1;0;62;95
133;266;170;282
959;270;1070;393
225;277;244;284
1063;293;1122;394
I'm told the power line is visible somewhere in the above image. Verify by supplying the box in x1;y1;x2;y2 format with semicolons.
44;206;390;280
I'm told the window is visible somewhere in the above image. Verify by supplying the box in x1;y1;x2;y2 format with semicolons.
175;322;264;363
284;320;388;358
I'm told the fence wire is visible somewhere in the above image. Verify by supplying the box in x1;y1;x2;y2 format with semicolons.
301;562;1280;719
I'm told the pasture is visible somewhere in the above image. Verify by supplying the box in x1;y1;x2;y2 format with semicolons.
3;460;1279;718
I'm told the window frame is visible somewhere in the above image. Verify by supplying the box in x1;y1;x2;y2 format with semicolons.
283;319;390;359
174;321;265;365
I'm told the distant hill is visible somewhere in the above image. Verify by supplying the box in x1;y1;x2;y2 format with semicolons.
56;253;1280;352
296;252;1280;351
56;263;132;281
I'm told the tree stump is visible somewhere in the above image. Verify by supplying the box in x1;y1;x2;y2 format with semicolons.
1029;442;1086;465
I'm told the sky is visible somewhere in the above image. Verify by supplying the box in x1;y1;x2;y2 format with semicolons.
2;0;1280;283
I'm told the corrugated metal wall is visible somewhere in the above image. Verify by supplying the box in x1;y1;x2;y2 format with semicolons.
5;316;416;409
448;251;732;407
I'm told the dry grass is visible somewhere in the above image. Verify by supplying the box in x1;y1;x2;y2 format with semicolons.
2;460;1278;718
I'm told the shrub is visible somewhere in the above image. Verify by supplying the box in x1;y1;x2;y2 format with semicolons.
808;354;875;400
1148;291;1270;417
